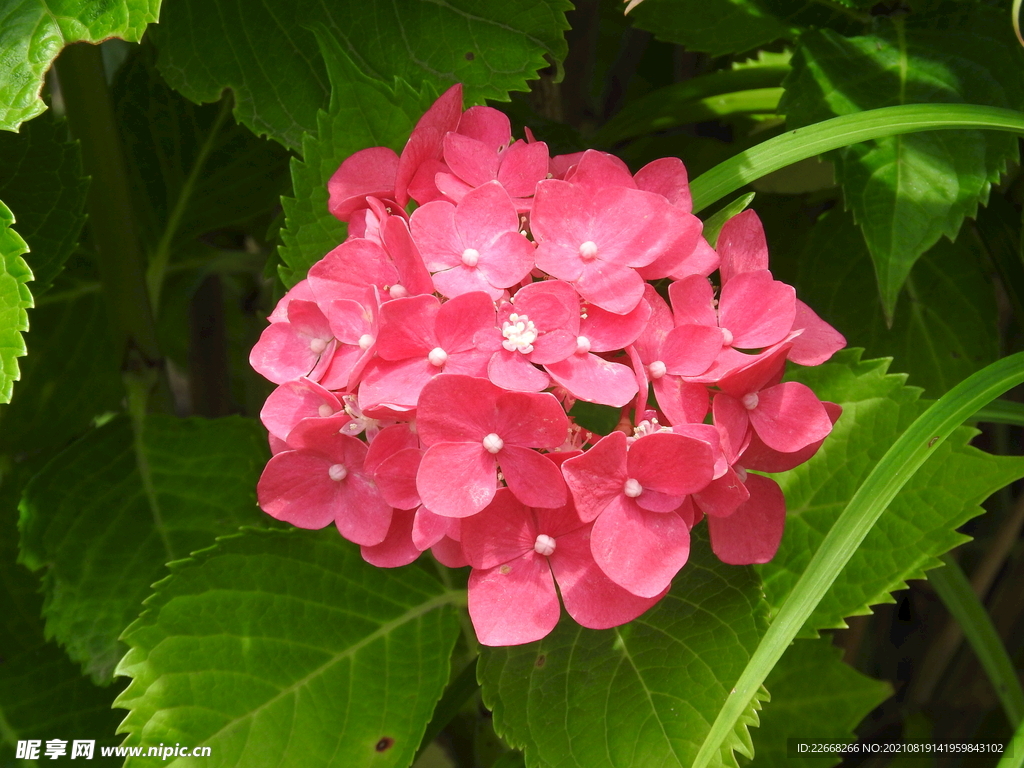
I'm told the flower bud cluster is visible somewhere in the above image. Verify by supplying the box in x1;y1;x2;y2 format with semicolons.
251;84;846;646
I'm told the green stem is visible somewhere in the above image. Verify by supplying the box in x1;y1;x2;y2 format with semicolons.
689;104;1024;213
928;555;1024;726
692;352;1024;768
997;714;1024;768
55;43;169;413
146;95;233;312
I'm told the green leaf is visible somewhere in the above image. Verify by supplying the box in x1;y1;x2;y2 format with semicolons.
781;15;1024;318
702;193;756;249
628;0;792;57
479;529;770;768
692;350;1024;768
115;528;464;767
18;415;271;684
759;350;1024;636
277;33;437;287
0;200;33;404
688;104;1024;215
0;0;159;132
747;637;891;768
0;463;124;765
153;0;571;150
0;284;122;455
0;114;88;293
110;43;290;307
795;209;998;397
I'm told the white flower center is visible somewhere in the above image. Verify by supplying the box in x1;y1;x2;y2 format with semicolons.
741;392;759;411
309;338;328;354
579;241;598;260
502;313;539;354
328;464;348;482
648;360;667;379
624;478;643;498
318;403;334;418
483;433;504;454
721;328;734;346
461;248;480;267
534;534;556;557
428;347;448;367
389;284;409;299
358;333;374;350
575;336;591;354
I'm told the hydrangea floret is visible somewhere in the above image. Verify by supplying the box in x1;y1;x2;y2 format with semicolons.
251;84;847;647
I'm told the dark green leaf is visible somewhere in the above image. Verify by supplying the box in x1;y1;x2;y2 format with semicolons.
758;350;1024;636
795;208;998;397
0;200;33;404
0;0;159;131
277;33;437;287
0;114;88;293
153;0;571;150
18;415;271;683
480;529;770;768
115;528;464;767
781;14;1024;318
628;0;792;57
0;463;123;765
747;637;890;768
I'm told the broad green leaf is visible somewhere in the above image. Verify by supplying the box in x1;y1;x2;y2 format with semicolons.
153;0;571;150
18;415;270;683
115;528;464;768
759;350;1024;636
277;33;437;287
479;529;770;768
628;0;792;57
111;43;290;306
0;114;88;293
0;0;159;131
0;284;122;455
781;14;1024;318
0;464;123;765
0;200;33;404
795;209;998;397
746;637;890;768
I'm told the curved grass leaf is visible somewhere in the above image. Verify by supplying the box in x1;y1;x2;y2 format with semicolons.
153;0;571;150
760;350;1024;636
18;415;270;683
692;350;1024;768
0;114;88;294
480;529;770;768
277;32;437;287
688;104;1024;214
0;0;159;132
795;209;998;397
0;200;33;404
781;14;1024;319
115;528;464;768
748;637;891;768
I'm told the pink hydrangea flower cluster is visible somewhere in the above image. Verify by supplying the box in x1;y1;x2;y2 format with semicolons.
251;85;846;646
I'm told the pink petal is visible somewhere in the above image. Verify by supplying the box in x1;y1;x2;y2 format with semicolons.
661;324;723;376
457;106;511;149
455;181;520;245
668;274;717;328
545;352;639;408
260;379;342;441
476;230;536;292
333;471;393;546
718;209;769;285
488;349;552;392
444;132;499;188
708;473;785;564
461;489;536;569
413;506;455;550
357;356;435;412
494;390;570;449
249;322;321;384
410;199;463;271
375;294;439;360
432;263;505;300
561;431;628;522
308;239;400;304
395;84;463;206
381;216;435;297
627;432;715;496
633;157;692;212
574;260;647;315
564;149;636;189
748;381;833;453
469;554;561;646
257;452;339;529
631;284;673;363
552;525;666;629
693;466;751;518
328;147;399;221
714;342;791;398
582;296;651;352
652;376;710;426
496;140;550;201
417;374;499;444
499;445;569;509
669;236;719;279
718;270;796;349
436;291;499;353
373;448;423;509
590;497;691;598
742;401;842;472
267;280;315;323
361;509;421;567
712;393;751;465
417;441;497;518
788;299;846;366
432;535;468;567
